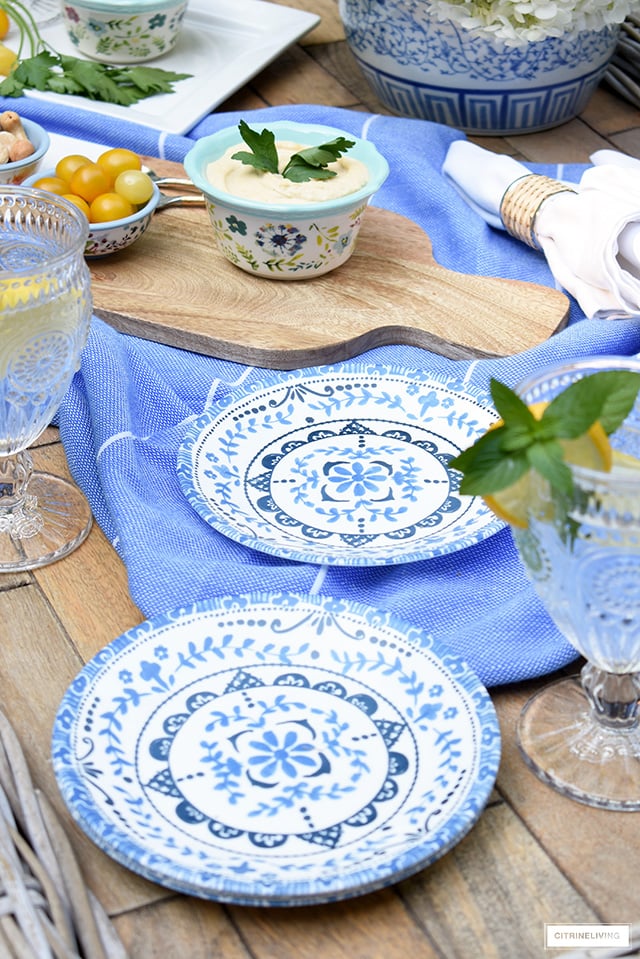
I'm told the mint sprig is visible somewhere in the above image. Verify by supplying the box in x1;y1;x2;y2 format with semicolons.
231;120;356;183
450;371;640;498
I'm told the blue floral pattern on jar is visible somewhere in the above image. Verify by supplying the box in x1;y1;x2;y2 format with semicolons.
338;0;620;133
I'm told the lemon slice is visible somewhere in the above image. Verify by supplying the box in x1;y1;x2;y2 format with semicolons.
611;448;640;471
482;402;612;529
0;277;55;309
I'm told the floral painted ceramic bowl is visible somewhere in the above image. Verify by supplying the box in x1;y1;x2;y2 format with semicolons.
25;169;161;258
60;0;188;64
183;121;389;280
0;118;50;185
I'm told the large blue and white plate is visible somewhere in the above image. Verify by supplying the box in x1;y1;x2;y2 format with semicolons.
52;592;501;906
177;365;504;565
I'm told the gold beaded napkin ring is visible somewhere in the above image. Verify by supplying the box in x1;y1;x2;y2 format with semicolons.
499;174;577;250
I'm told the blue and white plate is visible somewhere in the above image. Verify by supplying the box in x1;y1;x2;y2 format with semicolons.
52;592;501;906
177;365;504;565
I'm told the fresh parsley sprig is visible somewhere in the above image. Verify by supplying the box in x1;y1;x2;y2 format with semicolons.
231;120;356;183
0;0;191;105
231;121;278;174
283;140;356;182
451;371;640;498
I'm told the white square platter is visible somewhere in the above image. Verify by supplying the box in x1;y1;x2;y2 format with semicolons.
18;0;320;134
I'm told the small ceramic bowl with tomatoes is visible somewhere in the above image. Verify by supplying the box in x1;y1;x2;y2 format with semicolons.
25;147;160;257
0;117;50;185
84;187;160;257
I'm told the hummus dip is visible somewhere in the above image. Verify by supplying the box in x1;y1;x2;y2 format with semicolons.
206;140;369;204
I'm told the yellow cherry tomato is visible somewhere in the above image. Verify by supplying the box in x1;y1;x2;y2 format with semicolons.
97;148;141;181
70;163;113;203
114;169;153;205
56;154;92;183
62;194;91;219
0;42;16;76
0;12;10;42
89;192;135;223
32;176;71;196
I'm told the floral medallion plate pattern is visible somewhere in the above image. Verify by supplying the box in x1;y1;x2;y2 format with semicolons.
52;592;501;905
177;365;504;566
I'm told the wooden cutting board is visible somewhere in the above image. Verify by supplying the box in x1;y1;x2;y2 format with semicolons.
89;157;569;369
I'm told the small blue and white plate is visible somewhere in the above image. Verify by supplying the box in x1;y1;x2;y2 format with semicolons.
177;365;504;566
52;592;501;906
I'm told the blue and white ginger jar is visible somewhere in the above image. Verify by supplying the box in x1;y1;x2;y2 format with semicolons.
339;0;620;134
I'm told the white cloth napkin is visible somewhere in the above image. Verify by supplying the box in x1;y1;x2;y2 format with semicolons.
442;140;640;320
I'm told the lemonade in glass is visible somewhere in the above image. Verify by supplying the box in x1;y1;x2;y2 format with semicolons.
512;357;640;809
0;187;92;570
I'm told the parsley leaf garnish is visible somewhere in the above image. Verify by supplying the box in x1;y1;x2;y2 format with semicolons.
450;371;640;498
282;139;357;182
0;52;191;106
0;0;191;105
231;120;279;174
231;120;356;183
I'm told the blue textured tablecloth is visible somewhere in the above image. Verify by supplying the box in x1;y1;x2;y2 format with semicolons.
9;96;640;688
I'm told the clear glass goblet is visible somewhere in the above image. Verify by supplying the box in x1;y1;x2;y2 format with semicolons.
0;187;92;572
513;356;640;810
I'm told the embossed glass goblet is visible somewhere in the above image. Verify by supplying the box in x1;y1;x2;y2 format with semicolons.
0;188;92;571
513;357;640;810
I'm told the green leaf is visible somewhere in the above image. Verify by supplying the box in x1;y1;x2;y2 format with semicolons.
451;427;527;496
119;65;192;95
62;56;123;100
489;377;535;429
280;156;337;182
451;370;640;507
546;370;640;437
10;50;56;89
526;439;573;496
232;123;356;182
450;425;504;474
46;74;85;96
458;450;529;497
231;121;279;174
0;73;24;96
282;136;355;182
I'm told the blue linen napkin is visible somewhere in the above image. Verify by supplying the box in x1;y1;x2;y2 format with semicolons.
14;96;639;688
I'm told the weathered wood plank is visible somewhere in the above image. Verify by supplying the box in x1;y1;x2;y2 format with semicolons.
583;85;640;138
272;0;345;46
501;118;612;164
493;682;640;923
397;799;597;958
0;582;166;916
305;40;391;113
227;888;440;959
248;42;360;109
31;443;143;657
113;897;251;959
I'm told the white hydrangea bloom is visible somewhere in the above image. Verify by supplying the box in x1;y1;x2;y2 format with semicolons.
428;0;634;43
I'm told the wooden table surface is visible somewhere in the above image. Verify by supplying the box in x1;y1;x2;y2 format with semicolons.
5;2;640;957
